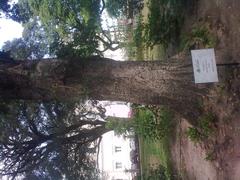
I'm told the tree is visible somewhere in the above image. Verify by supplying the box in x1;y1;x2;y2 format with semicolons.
105;0;144;19
2;17;57;60
0;0;10;13
105;0;127;18
0;56;206;120
0;0;32;22
12;0;121;57
0;100;108;179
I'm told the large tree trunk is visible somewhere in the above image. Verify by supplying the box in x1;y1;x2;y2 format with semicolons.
0;57;207;119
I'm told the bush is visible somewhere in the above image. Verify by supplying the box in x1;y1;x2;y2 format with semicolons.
186;127;202;143
133;15;144;48
180;23;217;50
106;106;174;140
133;107;157;139
105;117;134;136
138;165;169;180
199;112;216;137
186;112;216;143
144;0;184;48
133;107;174;140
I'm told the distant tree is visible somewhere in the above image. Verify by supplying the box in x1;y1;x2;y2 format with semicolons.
2;18;58;60
2;39;31;59
0;100;108;179
105;0;127;18
0;0;32;22
0;0;11;14
8;0;120;57
105;0;143;18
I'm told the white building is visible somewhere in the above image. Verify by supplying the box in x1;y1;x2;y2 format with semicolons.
99;131;132;180
99;102;132;180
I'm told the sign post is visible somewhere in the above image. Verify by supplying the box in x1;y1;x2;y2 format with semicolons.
191;48;219;84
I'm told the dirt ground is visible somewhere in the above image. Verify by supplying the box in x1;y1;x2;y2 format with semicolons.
171;0;240;179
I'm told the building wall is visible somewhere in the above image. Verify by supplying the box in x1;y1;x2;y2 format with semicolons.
99;102;132;180
99;131;132;180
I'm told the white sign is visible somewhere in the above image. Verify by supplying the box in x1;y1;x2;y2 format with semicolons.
191;48;218;83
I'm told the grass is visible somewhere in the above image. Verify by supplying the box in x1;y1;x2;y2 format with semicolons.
139;135;173;179
124;0;184;61
137;106;175;180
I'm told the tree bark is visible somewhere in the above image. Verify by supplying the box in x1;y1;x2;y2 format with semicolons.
0;57;207;119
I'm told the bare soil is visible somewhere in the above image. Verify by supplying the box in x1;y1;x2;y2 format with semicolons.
170;0;240;179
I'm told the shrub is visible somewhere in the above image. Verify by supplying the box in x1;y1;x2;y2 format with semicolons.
133;107;174;140
180;23;217;50
133;107;157;139
199;112;216;137
105;117;134;136
186;112;216;143
144;0;184;48
107;106;174;140
186;127;202;143
133;15;144;48
139;165;169;180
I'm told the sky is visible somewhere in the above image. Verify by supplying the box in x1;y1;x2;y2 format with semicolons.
0;18;23;48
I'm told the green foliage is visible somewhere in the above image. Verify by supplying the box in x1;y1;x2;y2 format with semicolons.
106;0;143;18
186;127;202;143
186;112;216;143
199;113;216;137
123;15;144;60
106;117;134;136
124;0;183;58
133;107;158;139
107;106;174;140
106;0;127;18
2;18;54;59
0;100;105;179
139;165;169;180
144;0;184;48
123;40;138;60
133;15;144;48
180;23;217;50
0;0;11;14
0;0;32;22
14;0;103;57
134;107;174;140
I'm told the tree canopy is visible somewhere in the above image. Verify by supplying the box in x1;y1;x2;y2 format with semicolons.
1;0;121;58
0;100;108;179
105;0;127;18
2;17;58;60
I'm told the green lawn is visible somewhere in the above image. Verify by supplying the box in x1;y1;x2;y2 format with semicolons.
139;136;173;179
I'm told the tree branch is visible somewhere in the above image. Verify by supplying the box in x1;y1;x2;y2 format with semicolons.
100;0;105;14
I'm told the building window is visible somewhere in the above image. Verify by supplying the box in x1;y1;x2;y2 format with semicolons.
115;146;121;152
115;162;122;169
